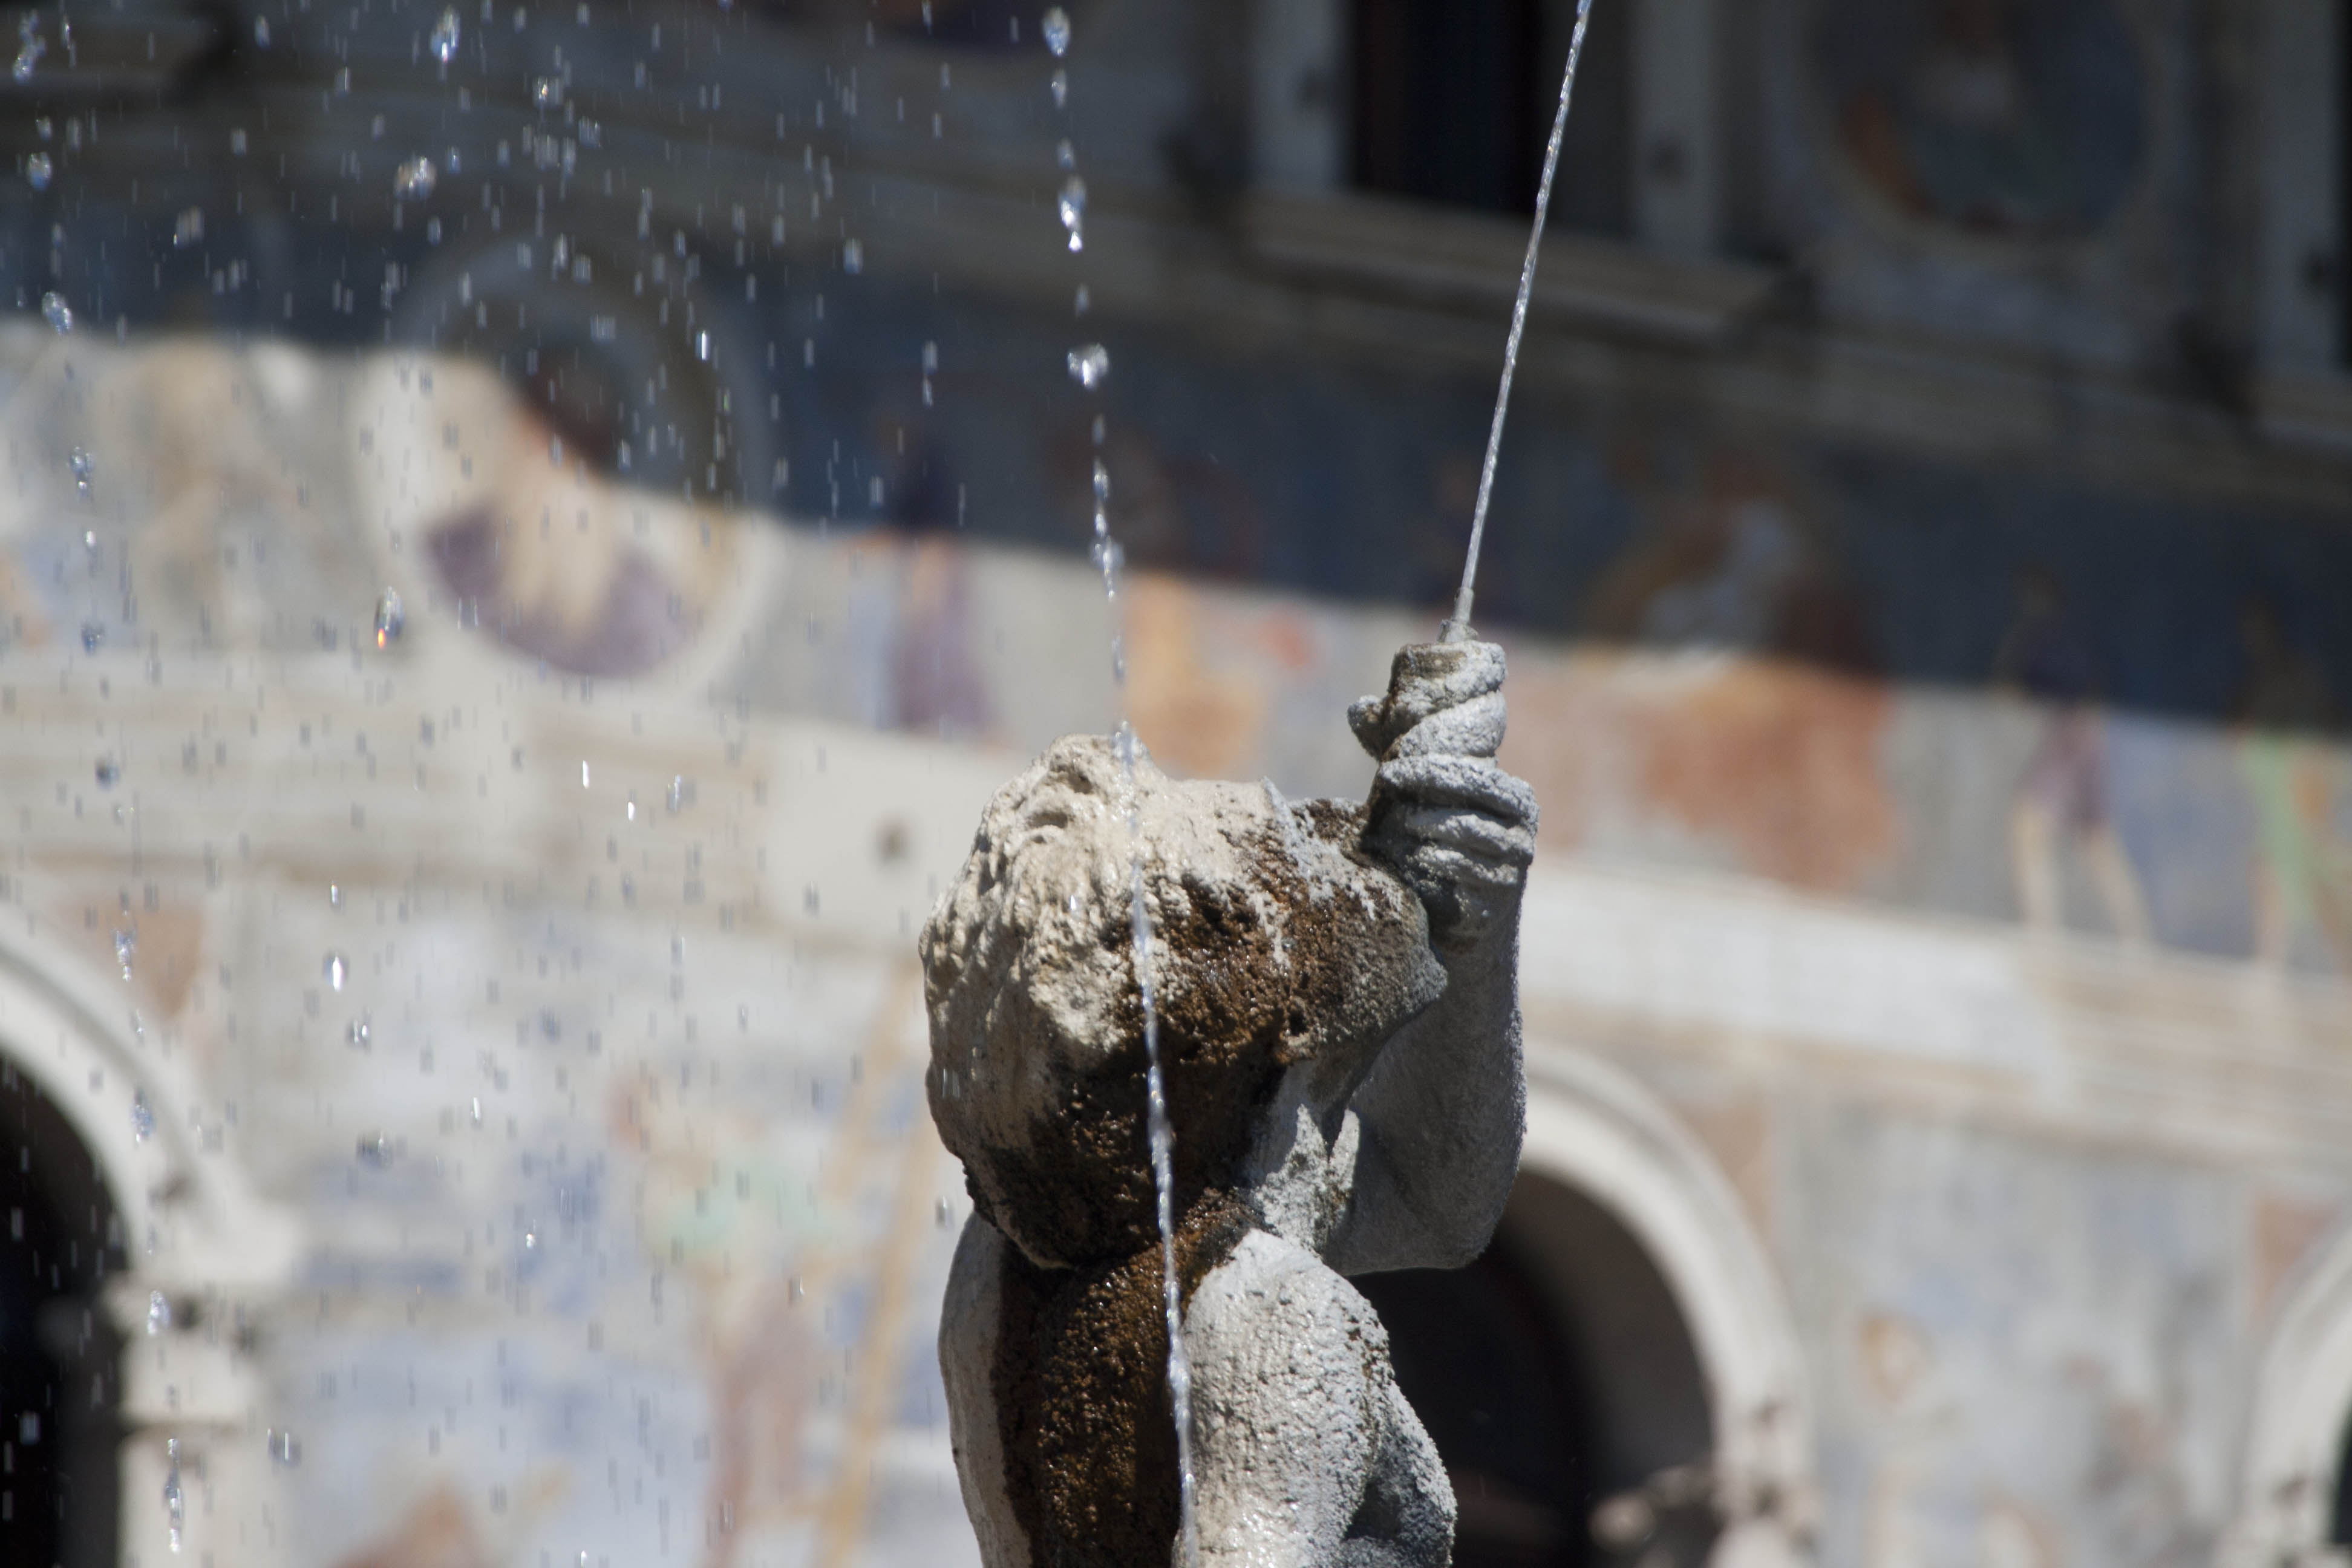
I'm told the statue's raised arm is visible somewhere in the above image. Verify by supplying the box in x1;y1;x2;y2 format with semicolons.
1325;639;1535;1276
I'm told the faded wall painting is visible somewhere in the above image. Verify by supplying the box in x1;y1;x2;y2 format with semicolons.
1810;0;2147;239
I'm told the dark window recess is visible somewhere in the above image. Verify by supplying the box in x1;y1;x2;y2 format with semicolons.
1352;0;1630;235
2332;1402;2352;1549
1353;1175;1717;1568
0;1062;123;1568
1356;1243;1591;1568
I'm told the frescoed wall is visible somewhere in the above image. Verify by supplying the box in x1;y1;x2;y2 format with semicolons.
2;330;2350;1566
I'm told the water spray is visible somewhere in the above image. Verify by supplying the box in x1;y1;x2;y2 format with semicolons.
1444;0;1599;645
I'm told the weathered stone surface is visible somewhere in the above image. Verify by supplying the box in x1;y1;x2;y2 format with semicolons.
926;639;1535;1567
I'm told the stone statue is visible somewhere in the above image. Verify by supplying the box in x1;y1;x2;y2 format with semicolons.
922;639;1535;1567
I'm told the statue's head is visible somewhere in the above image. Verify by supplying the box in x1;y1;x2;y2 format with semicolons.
920;735;1444;1270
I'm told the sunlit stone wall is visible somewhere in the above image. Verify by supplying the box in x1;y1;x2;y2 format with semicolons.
1;333;2350;1568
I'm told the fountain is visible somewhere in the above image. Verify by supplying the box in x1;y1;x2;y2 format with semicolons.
916;2;1589;1558
921;635;1536;1566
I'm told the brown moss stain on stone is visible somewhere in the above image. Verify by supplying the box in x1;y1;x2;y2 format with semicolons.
963;799;1438;1564
962;800;1421;1270
990;1192;1250;1568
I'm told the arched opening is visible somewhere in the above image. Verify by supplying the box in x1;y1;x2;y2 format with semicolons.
2233;1213;2352;1566
0;1056;123;1568
1356;1172;1717;1568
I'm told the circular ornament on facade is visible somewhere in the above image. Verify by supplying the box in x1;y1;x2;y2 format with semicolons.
1809;0;2146;241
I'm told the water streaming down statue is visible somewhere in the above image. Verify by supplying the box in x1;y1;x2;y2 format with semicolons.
923;637;1536;1567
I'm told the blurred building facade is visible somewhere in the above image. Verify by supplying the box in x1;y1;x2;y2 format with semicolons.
0;1;2350;1567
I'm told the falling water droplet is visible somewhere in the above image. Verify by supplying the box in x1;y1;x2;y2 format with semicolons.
69;446;93;496
1050;68;1068;108
163;1436;185;1553
394;155;437;200
666;776;687;812
325;952;348;991
328;883;342;909
1043;7;1071;55
1057;139;1076;171
533;76;563;108
131;1091;155;1143
172;207;204;248
581;760;592;789
145;1290;171;1334
94;757;119;788
79;621;102;653
1067;344;1111;390
40;290;71;332
253;15;270;46
11;39;43;83
1059;177;1087;252
843;237;864;274
523;1229;538;1249
430;6;460;61
374;589;405;648
266;1429;301;1468
24;150;48;189
347;1017;371;1050
114;927;136;978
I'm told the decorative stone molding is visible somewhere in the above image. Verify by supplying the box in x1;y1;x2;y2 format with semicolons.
2229;1213;2352;1568
0;923;300;1566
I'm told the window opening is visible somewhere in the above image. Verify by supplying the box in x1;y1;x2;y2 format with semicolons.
1354;1172;1716;1568
1352;0;1629;234
0;1060;122;1568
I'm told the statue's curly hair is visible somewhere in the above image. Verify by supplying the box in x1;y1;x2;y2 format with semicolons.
920;735;1442;1269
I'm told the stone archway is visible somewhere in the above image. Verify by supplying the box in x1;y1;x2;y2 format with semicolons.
1517;1046;1818;1568
2228;1213;2352;1568
0;922;299;1567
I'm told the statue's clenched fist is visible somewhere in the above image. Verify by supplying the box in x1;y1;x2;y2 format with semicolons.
1350;640;1538;949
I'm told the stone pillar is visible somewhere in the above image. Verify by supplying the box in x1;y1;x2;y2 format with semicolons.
1252;0;1348;193
110;1288;289;1568
108;1281;289;1567
1632;0;1721;260
2255;0;2344;374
